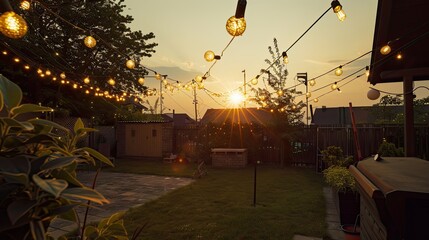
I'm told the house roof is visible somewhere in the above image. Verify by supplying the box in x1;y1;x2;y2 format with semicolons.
200;108;273;125
163;113;196;126
368;0;429;85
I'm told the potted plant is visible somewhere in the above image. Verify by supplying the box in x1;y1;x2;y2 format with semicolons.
0;75;138;239
322;146;360;230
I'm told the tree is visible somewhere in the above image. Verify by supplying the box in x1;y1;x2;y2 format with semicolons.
250;38;306;166
0;0;157;123
371;95;429;124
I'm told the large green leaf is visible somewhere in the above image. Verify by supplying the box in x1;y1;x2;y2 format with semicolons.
61;187;109;205
52;169;83;187
50;205;78;222
29;119;69;133
41;156;77;171
32;174;68;198
80;147;114;167
30;220;46;240
73;118;85;134
1;118;34;131
0;172;29;185
7;199;37;225
10;104;53;117
106;211;125;226
0;74;22;111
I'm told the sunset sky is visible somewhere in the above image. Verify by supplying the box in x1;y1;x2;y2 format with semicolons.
124;0;429;119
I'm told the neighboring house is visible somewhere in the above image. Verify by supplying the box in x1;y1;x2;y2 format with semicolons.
115;112;196;159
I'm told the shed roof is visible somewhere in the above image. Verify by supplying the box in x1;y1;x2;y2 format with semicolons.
200;108;273;125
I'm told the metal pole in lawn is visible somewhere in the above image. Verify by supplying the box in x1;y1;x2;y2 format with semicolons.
253;160;259;207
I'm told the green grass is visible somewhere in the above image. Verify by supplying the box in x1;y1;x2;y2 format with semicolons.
105;159;196;177
121;164;328;239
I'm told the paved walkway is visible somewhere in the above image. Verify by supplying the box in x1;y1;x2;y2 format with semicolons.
49;171;194;238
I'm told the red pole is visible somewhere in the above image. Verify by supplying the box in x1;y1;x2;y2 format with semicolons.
349;102;363;161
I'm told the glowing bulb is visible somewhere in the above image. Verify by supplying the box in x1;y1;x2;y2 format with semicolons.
73;84;78;89
20;1;31;10
13;58;20;63
198;83;204;89
195;75;203;83
204;50;215;62
251;77;258;85
0;11;28;39
282;52;289;64
277;89;283;96
226;16;246;36
108;78;115;86
314;98;319;103
24;65;30;70
45;70;51;76
380;45;391;55
104;91;109;95
85;90;90;94
155;73;161;80
365;66;370;77
309;79;316;86
2;50;7;55
396;52;403;60
126;59;135;69
335;66;343;76
84;77;90;84
306;92;311;98
84;36;96;48
331;1;346;21
138;77;145;85
331;82;338;90
37;69;42;74
162;79;167;85
60;72;66;79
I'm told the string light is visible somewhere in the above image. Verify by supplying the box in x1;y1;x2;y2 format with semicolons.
204;50;221;62
138;77;145;85
306;92;311;98
380;44;391;55
45;70;51;76
396;52;403;60
367;88;380;100
282;52;289;64
309;79;316;86
20;0;31;11
60;72;66;79
365;66;370;77
108;78;115;86
331;0;346;21
313;98;319;103
334;66;343;76
331;82;338;90
226;0;247;36
84;35;96;48
155;73;161;80
84;76;90;84
126;59;135;69
0;8;28;39
251;76;259;85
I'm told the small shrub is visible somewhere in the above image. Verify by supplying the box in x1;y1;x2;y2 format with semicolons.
323;166;356;192
377;139;404;157
321;146;354;167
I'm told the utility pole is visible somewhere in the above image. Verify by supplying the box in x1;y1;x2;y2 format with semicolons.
297;73;308;125
159;77;163;114
242;69;246;108
192;80;198;122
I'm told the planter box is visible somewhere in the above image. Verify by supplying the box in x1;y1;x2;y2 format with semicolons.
211;148;247;168
332;189;360;225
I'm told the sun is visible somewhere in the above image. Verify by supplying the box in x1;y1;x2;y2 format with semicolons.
229;92;245;106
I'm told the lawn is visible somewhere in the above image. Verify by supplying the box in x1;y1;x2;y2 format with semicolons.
115;160;328;239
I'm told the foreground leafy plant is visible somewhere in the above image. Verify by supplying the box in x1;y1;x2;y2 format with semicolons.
0;75;115;239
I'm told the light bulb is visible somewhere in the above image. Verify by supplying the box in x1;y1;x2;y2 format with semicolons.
226;16;246;36
37;68;42;74
126;59;135;69
282;52;289;64
155;73;161;80
84;77;90;84
331;1;346;21
84;36;96;48
195;75;203;83
380;45;391;55
309;79;316;86
331;82;338;90
251;77;258;85
396;52;403;60
367;89;380;100
277;89;283;96
108;78;115;86
306;92;311;98
138;77;145;85
204;50;215;62
335;66;343;76
314;98;319;103
19;1;31;10
365;66;370;77
60;72;66;79
0;11;28;39
45;70;51;76
73;84;78;89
